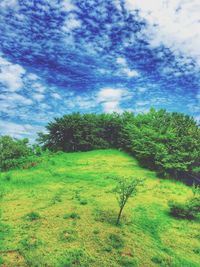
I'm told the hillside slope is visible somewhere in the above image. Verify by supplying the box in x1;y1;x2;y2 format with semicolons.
0;150;199;266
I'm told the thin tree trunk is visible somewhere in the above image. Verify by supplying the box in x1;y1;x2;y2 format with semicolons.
116;206;124;225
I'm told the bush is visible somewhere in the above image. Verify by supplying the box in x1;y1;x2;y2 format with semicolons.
169;197;200;219
151;255;173;266
169;201;194;219
118;256;138;267
59;248;92;267
79;199;88;205
93;228;100;235
4;173;12;181
24;212;41;221
0;256;4;265
0;136;33;171
63;212;80;219
93;209;117;225
60;229;77;242
20;237;41;250
108;233;125;249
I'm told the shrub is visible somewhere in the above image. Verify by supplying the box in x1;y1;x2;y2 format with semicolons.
108;233;125;249
60;229;77;242
0;136;33;171
151;255;173;266
63;212;80;219
59;248;92;267
193;247;200;255
93;209;116;225
93;229;100;235
169;197;200;219
0;257;4;265
118;256;138;267
24;212;41;221
79;199;88;205
4;173;12;181
20;237;41;250
51;194;62;204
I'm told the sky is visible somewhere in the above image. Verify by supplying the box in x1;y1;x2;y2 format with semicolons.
0;0;200;140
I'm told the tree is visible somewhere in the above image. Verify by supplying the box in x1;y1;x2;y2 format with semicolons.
0;136;32;171
114;177;143;225
37;110;200;182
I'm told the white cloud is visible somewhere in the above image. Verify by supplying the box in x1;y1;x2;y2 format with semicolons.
97;88;127;113
125;0;200;66
32;82;46;93
51;92;62;100
62;14;81;33
136;101;150;106
61;0;77;12
0;57;25;91
0;0;18;8
64;94;96;110
27;73;39;81
40;103;50;110
32;93;45;101
116;57;126;66
116;56;139;77
0;93;33;105
124;68;139;78
0;120;44;140
137;87;148;93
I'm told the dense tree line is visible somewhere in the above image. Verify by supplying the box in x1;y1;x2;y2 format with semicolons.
38;109;200;181
0;109;199;181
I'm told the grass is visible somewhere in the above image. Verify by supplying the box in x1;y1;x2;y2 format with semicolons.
0;149;199;266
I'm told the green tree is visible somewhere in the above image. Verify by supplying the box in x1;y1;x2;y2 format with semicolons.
114;177;142;225
0;136;32;171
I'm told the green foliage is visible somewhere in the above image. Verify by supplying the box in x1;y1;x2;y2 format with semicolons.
20;237;41;250
114;176;143;224
4;173;12;182
0;136;33;171
38;110;200;183
151;255;173;266
60;228;77;242
169;196;200;219
59;248;92;267
0;257;4;265
118;256;138;267
93;228;100;235
108;233;125;249
51;194;62;204
192;184;200;196
63;212;80;219
93;209;117;225
24;211;41;221
79;199;88;205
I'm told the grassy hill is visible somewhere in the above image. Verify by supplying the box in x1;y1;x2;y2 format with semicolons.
0;149;199;266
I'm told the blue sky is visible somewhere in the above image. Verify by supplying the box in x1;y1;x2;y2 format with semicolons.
0;0;200;140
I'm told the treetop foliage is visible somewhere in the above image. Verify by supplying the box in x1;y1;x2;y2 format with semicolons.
37;109;200;182
1;109;200;183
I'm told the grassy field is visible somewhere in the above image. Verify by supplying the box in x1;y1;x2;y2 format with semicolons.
0;149;199;266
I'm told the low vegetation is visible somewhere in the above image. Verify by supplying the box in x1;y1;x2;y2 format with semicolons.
0;150;200;266
169;186;200;219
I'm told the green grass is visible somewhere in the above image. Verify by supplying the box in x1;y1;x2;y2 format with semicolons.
0;149;199;266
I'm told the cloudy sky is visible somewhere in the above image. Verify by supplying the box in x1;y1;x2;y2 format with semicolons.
0;0;200;140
